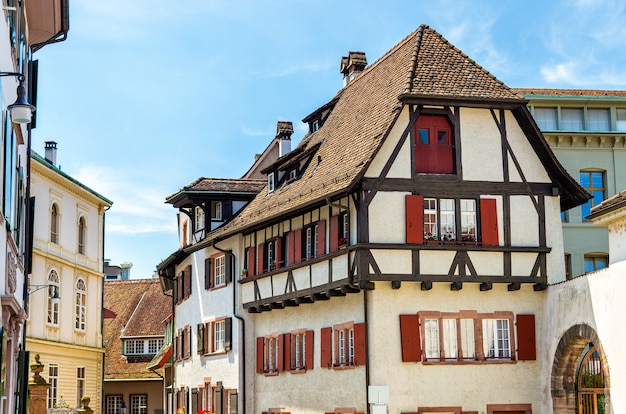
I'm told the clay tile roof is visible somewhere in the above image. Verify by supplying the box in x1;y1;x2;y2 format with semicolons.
103;279;171;380
166;178;265;204
588;188;626;219
511;88;626;97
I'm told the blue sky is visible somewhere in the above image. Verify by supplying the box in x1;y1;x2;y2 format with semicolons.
31;0;626;279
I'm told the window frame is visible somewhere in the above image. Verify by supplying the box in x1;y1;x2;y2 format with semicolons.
422;197;477;243
214;254;226;287
77;216;86;254
579;170;605;221
48;363;59;409
583;254;608;274
267;173;275;194
105;395;124;414
74;278;86;331
76;366;86;407
130;394;147;414
413;113;455;175
211;201;222;221
201;318;232;355
50;202;59;244
47;270;60;326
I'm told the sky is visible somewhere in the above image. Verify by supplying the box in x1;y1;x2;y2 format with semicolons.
31;0;626;279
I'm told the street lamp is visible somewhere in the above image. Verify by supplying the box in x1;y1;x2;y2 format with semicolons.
27;284;61;305
0;72;36;124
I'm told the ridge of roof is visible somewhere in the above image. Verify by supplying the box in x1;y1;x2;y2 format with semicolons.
512;88;626;98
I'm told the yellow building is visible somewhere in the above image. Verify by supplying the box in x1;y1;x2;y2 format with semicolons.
26;142;112;411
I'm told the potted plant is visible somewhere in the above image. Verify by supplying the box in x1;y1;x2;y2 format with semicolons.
241;268;248;277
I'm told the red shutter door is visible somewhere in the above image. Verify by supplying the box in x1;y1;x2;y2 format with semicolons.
480;198;499;246
257;243;265;274
275;236;283;268
406;195;424;244
516;314;536;361
287;231;296;266
316;220;326;257
278;334;285;372
282;333;291;371
320;327;332;368
247;247;256;276
294;228;302;264
399;314;421;362
415;115;453;174
256;337;264;373
330;215;339;252
354;323;366;366
305;330;314;369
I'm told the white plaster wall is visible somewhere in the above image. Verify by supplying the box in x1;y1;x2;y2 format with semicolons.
369;283;543;414
369;192;409;243
510;195;539;246
366;107;411;179
504;111;551;183
254;293;366;414
459;108;504;182
608;220;626;264
540;261;626;413
545;196;567;284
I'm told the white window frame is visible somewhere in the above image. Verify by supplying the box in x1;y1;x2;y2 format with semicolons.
48;363;59;409
264;335;279;373
482;318;511;359
292;331;306;369
106;395;124;414
214;255;226;286
75;278;86;331
130;394;147;414
78;216;86;255
267;173;275;194
211;201;222;221
195;207;205;231
47;270;60;326
214;320;225;352
76;366;86;407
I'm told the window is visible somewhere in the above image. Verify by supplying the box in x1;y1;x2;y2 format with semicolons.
264;335;280;374
320;322;366;369
617;108;626;131
78;216;86;254
214;255;225;286
291;331;307;370
125;338;165;356
289;169;297;180
75;278;86;330
176;264;192;303
414;114;454;174
106;395;124;414
533;107;557;130
175;325;192;360
422;198;476;242
130;394;147;414
584;254;608;274
399;312;536;363
199;318;232;355
48;364;58;409
211;201;222;220
561;108;583;130
302;221;324;260
268;173;275;194
580;170;605;220
195;207;205;231
51;203;59;243
312;120;319;132
565;253;572;280
47;270;60;325
587;108;610;131
148;338;164;354
76;367;85;407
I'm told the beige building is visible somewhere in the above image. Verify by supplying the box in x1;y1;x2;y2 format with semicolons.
26;142;112;410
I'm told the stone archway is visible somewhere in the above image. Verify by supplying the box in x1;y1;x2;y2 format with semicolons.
551;324;610;414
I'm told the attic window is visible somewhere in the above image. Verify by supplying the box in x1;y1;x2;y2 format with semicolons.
312;120;319;132
414;114;455;174
268;173;275;194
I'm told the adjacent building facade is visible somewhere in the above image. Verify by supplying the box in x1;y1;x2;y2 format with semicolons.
26;142;112;411
158;25;591;414
0;2;69;414
512;88;626;278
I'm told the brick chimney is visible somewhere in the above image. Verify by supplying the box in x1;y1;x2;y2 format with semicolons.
276;120;294;157
340;51;367;87
44;141;57;166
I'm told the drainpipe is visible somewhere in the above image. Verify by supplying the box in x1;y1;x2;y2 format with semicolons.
363;289;370;414
213;242;245;414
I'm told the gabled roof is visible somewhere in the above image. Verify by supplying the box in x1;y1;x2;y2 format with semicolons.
588;189;626;221
165;177;265;206
512;88;626;98
103;279;171;380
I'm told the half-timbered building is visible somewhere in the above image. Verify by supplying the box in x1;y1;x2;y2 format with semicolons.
158;25;589;414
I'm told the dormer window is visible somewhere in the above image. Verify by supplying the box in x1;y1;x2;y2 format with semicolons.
312;120;319;132
268;173;275;194
414;114;454;174
195;207;205;231
211;201;222;220
289;169;297;180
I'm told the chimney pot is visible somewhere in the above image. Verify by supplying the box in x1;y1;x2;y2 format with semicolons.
44;141;58;166
340;51;367;87
277;120;293;157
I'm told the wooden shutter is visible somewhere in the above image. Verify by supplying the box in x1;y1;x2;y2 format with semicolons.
283;333;291;370
516;314;536;361
197;323;205;354
184;325;191;358
275;236;283;268
278;334;285;372
320;327;332;368
204;258;212;289
354;323;366;366
257;243;265;274
256;337;264;374
294;228;302;264
316;220;326;257
329;215;340;252
185;265;193;298
225;252;233;284
405;195;424;244
305;330;314;370
223;200;233;220
224;317;232;351
247;247;255;277
480;198;499;246
399;314;421;362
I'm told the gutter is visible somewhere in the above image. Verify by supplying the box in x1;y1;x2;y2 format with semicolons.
31;0;70;52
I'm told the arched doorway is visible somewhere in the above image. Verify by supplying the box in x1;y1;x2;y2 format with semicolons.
577;345;606;413
551;324;610;414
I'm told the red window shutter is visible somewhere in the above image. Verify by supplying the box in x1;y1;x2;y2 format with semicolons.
305;330;314;369
186;265;192;297
320;327;332;368
480;198;499;246
275;236;283;268
406;195;424;244
354;323;366;366
256;337;264;374
316;220;326;257
257;243;265;274
283;333;291;370
516;314;536;361
287;231;296;266
294;228;302;264
247;247;255;276
399;314;421;362
329;215;340;252
278;334;285;372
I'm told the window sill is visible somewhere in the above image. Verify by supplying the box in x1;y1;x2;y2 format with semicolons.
332;363;356;370
289;367;307;374
210;284;227;291
262;370;279;377
421;359;516;365
203;350;227;357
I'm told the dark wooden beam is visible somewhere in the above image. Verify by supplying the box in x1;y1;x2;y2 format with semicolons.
391;280;401;289
450;281;463;291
